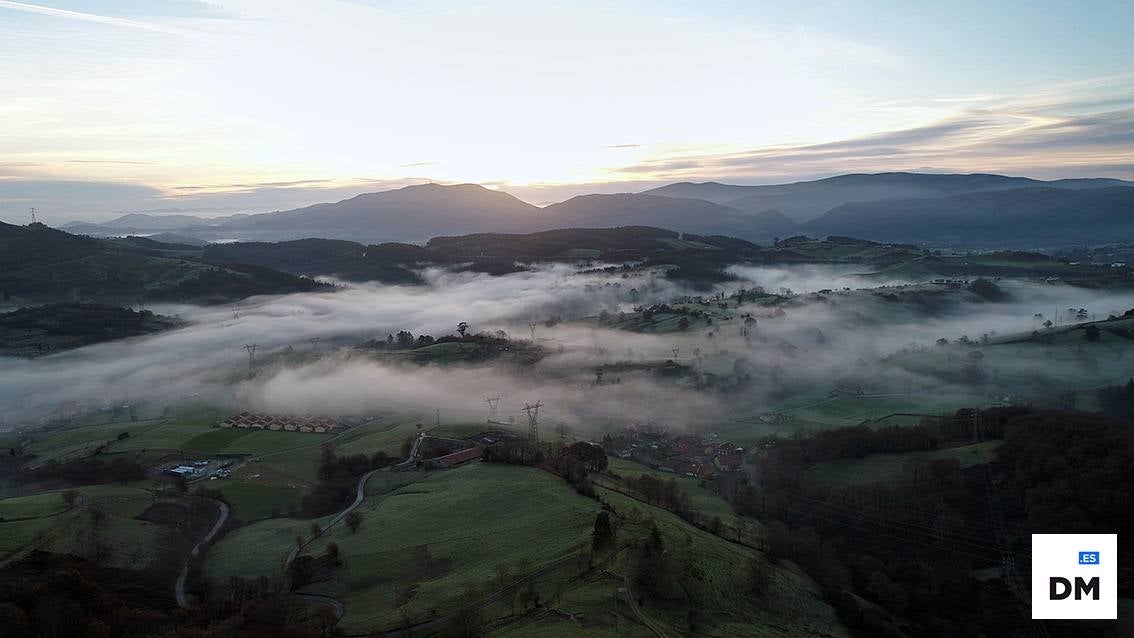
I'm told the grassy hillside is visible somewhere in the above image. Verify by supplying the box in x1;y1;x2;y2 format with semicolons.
298;463;601;633
0;303;182;357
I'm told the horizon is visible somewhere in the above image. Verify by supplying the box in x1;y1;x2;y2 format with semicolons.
41;169;1134;227
2;1;1133;223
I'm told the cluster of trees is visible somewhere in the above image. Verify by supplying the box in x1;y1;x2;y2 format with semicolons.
299;447;396;518
966;278;1009;302
743;407;1134;636
359;327;512;351
15;455;145;488
0;554;331;638
757;424;936;490
481;440;545;467
483;440;609;499
1098;378;1134;422
621;473;693;515
995;408;1134;539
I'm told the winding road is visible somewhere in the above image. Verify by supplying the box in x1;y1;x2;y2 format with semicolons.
281;468;381;593
175;497;230;609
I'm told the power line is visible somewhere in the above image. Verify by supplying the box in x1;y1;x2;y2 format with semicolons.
243;343;257;371
523;401;543;445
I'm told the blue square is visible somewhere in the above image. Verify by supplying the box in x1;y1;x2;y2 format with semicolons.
1078;551;1100;565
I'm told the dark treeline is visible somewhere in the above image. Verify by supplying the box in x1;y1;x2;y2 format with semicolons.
1098;377;1134;422
359;329;512;351
482;440;607;499
13;455;146;488
993;408;1134;539
621;473;693;515
0;554;330;638
299;447;397;518
740;408;1132;638
755;424;938;491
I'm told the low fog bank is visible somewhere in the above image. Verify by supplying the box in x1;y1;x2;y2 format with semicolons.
4;263;1134;429
725;264;903;294
0;264;712;425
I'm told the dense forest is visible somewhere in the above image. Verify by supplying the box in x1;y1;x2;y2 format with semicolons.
740;407;1133;638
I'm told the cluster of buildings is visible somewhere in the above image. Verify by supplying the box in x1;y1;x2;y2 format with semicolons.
220;412;337;433
618;425;744;478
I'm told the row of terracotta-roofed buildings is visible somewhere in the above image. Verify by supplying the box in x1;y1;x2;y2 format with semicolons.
220;411;337;433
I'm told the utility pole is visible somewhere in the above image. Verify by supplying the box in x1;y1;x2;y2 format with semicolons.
309;337;321;351
436;409;440;427
232;307;240;320
672;347;680;359
486;396;501;422
29;207;37;224
528;322;537;340
523;401;543;445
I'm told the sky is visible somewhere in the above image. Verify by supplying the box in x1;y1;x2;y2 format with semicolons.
1;0;1132;223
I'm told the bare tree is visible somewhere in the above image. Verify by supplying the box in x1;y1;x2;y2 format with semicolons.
345;510;364;534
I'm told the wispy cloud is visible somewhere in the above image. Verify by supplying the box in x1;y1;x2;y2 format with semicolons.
603;91;1134;184
0;1;186;34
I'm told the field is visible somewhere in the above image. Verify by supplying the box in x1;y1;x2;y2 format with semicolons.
807;440;1001;486
885;316;1134;399
716;391;995;446
603;457;740;523
204;513;334;582
0;492;72;560
0;492;69;520
23;419;165;464
45;485;169;571
532;487;849;638
298;462;602;633
214;481;302;521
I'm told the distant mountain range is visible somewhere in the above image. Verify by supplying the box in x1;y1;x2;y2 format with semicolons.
644;172;1133;221
59;172;1134;247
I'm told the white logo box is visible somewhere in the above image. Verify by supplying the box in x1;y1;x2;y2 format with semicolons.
1031;533;1118;620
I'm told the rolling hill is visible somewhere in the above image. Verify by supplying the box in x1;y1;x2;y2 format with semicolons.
802;186;1134;245
645;172;1132;221
538;193;779;239
0;222;328;305
235;183;540;242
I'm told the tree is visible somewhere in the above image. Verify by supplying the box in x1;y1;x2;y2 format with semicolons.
592;511;615;551
107;457;144;486
345;510;364;534
493;563;511;589
61;490;79;508
457;321;469;337
1084;324;1101;342
677;317;690;331
740;555;772;595
310;522;321;538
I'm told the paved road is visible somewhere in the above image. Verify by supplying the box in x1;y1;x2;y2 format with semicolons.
605;569;669;638
293;593;345;619
281;468;380;592
175;498;230;609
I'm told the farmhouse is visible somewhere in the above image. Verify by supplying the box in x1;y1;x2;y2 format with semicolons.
424;446;483;469
220;411;336;433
